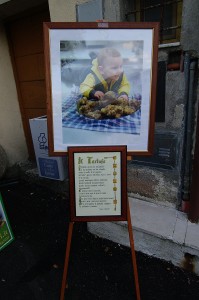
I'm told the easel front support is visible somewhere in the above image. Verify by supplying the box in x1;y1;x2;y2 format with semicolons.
60;222;74;300
127;199;141;300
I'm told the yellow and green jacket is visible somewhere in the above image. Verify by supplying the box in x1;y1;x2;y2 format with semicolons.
80;58;130;99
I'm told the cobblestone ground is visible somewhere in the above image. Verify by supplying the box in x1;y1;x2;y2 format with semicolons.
0;180;199;300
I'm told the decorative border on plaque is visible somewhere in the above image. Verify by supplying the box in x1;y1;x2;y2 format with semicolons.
68;145;127;222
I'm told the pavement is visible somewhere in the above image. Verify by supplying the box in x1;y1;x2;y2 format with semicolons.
88;197;199;275
0;175;199;299
19;161;199;274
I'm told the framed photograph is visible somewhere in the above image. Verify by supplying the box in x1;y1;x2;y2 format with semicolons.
43;22;159;156
0;193;14;251
68;145;127;222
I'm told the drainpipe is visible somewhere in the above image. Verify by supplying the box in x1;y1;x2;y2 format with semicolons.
181;53;197;213
189;99;199;222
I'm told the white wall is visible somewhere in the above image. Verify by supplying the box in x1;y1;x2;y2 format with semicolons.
0;24;28;166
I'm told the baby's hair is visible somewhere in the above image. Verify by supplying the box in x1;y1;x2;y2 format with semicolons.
97;47;121;66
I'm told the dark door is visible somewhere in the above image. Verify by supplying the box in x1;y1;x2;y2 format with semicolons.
6;7;50;159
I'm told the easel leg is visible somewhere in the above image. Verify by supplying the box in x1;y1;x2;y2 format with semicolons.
60;222;74;300
127;199;141;300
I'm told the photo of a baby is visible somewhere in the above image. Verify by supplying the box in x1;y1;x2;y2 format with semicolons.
61;40;143;137
80;47;130;101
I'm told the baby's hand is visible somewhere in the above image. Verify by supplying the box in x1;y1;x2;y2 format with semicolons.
94;91;104;99
119;94;129;101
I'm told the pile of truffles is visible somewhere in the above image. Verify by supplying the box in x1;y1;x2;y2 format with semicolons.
77;91;141;120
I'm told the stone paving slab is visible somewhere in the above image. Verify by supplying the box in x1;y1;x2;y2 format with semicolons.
130;198;177;240
129;197;199;250
185;221;199;250
173;216;187;244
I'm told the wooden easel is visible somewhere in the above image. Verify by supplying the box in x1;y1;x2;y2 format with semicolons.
60;198;141;300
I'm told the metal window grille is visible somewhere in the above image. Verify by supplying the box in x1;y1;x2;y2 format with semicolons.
126;0;183;44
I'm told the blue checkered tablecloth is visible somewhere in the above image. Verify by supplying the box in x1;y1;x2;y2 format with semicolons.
62;96;141;135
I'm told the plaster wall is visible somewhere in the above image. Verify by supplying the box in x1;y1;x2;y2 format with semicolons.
48;0;88;22
126;0;199;207
48;0;126;23
0;24;28;166
127;166;179;207
155;70;185;131
127;71;185;207
181;0;199;54
103;0;121;21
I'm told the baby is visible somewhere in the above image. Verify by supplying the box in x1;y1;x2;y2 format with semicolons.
80;47;130;100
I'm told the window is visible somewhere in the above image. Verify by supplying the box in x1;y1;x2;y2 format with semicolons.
126;0;183;44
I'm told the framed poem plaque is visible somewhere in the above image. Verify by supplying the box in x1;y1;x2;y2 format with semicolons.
68;145;127;222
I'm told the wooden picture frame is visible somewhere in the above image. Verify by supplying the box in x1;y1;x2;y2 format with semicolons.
68;145;127;222
43;22;159;156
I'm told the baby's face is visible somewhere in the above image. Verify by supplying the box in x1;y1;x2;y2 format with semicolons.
99;56;123;81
